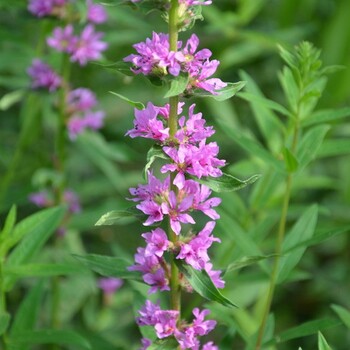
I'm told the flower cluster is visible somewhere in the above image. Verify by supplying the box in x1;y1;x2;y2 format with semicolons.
66;88;105;139
137;301;218;349
122;1;226;349
124;33;226;95
27;0;108;140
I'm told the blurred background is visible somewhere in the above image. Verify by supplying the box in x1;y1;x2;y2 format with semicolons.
0;0;350;349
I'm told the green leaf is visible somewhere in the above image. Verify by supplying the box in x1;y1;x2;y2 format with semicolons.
192;173;260;192
10;282;44;337
0;205;16;245
279;66;299;114
3;263;86;278
144;145;168;179
95;60;135;76
0;89;26;111
164;73;189;98
148;338;179;350
0;312;10;336
223;255;277;275
297;125;330;171
109;91;145;110
176;260;237;308
283;147;299;173
331;304;350;329
302;107;350;127
4;206;65;291
264;318;341;345
191;81;246;101
95;207;146;225
9;330;91;349
73;254;141;281
278;44;297;69
317;139;350;158
318;332;332;350
277;204;318;284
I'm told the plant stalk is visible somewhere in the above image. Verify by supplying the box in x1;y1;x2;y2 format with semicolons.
168;0;181;317
255;121;299;349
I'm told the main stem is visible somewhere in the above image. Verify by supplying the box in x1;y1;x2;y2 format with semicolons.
0;257;8;350
255;120;299;349
168;0;181;315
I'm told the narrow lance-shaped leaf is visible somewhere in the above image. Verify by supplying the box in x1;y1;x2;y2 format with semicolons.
164;73;189;98
331;304;350;329
109;91;145;110
318;332;333;350
190;81;246;101
0;205;16;246
0;312;10;336
176;260;237;308
192;173;260;192
282;147;299;173
95;207;147;226
144;145;169;179
73;254;142;281
148;338;179;350
223;255;277;275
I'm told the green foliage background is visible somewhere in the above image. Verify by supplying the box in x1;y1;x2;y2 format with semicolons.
0;0;350;349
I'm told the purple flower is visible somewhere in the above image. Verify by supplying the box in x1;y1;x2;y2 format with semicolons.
175;327;199;349
205;262;225;289
47;25;77;53
136;300;161;326
70;25;108;66
191;184;221;220
98;277;123;295
202;342;218;350
67;88;97;112
124;32;181;76
28;0;67;17
126;102;169;141
86;0;108;24
140;338;152;350
128;247;160;274
154;310;179;338
192;308;216;336
67;111;105;140
27;59;61;92
63;190;81;213
177;221;220;270
143;268;170;294
29;191;51;207
67;115;87;140
142;228;170;257
181;0;212;6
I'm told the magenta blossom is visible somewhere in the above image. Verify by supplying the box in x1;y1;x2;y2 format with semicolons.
86;0;108;24
67;111;105;140
29;191;51;207
28;0;67;17
142;228;170;257
70;25;108;65
67;88;97;112
47;25;76;53
154;310;179;338
27;59;61;92
98;277;123;295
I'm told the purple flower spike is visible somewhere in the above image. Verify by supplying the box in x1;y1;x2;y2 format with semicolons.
87;0;108;24
136;300;161;326
154;310;179;339
70;25;108;66
67;88;97;112
142;228;170;258
98;277;123;295
27;59;61;92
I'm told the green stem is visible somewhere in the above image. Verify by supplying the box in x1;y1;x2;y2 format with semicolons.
0;257;8;349
255;121;299;350
168;0;181;317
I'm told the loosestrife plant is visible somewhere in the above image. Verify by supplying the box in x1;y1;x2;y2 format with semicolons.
27;0;109;226
94;1;255;349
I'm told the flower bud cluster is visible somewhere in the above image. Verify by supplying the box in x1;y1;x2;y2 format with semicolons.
124;33;227;95
27;0;108;139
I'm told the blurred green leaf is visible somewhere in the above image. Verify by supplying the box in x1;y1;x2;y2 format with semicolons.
10;282;44;338
277;204;318;283
4;206;65;290
264;318;341;345
109;91;145;110
317;139;350;158
3;263;86;278
223;255;276;275
301;107;350;127
318;332;333;350
283;147;299;172
0;89;26;111
9;330;91;349
176;260;237;308
331;304;350;329
192;172;260;192
297;125;330;170
73;254;141;281
148;338;179;350
0;312;10;336
0;205;16;245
